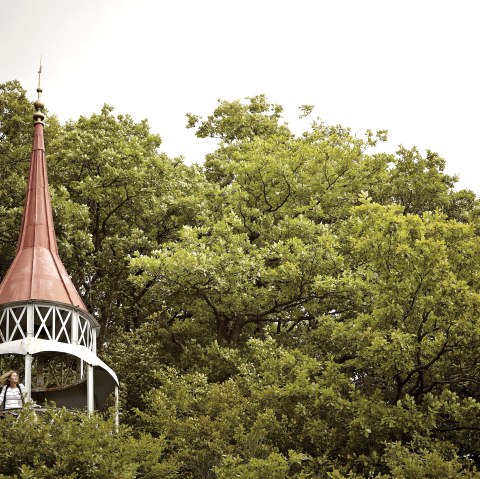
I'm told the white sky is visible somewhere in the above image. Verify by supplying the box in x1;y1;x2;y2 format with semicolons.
1;0;479;193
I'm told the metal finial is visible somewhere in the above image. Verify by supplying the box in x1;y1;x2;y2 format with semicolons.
33;56;45;124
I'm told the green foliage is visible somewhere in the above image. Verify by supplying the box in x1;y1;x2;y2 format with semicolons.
3;82;480;477
47;105;205;337
186;94;287;144
213;451;311;479
131;108;393;345
335;204;480;402
373;146;457;215
132;338;480;477
0;408;138;478
382;441;480;478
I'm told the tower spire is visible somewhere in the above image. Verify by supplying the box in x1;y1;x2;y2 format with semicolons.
0;64;88;311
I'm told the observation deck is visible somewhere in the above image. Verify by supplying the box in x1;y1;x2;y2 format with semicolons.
0;67;118;414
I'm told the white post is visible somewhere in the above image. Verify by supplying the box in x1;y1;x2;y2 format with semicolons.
71;310;79;345
115;385;119;431
92;327;97;354
25;303;34;400
87;364;94;413
26;303;34;338
24;354;33;400
72;310;83;380
77;359;84;380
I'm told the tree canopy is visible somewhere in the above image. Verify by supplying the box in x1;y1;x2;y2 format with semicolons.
2;82;480;478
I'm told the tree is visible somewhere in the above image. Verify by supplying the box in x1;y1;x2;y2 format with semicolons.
134;336;480;477
125;96;480;476
4;84;480;477
46;105;207;338
131;96;476;345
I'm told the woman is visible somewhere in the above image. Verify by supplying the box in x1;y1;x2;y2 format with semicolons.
0;370;25;411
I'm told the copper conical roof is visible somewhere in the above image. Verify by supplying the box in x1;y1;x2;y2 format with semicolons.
0;81;88;312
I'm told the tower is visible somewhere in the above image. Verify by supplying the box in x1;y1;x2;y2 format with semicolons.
0;67;118;413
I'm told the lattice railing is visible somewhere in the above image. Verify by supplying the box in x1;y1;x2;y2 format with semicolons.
78;314;94;350
0;302;95;351
0;306;27;342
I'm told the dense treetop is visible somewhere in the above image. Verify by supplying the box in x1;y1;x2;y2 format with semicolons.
2;80;480;478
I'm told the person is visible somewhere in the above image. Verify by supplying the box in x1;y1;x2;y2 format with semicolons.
0;370;25;412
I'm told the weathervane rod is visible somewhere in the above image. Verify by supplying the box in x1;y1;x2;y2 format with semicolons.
33;55;45;124
37;55;42;91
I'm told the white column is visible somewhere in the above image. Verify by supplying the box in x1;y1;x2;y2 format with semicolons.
25;303;34;400
72;310;83;380
115;385;119;431
78;359;84;380
92;327;97;354
26;303;34;338
24;354;33;400
87;364;94;413
71;310;79;344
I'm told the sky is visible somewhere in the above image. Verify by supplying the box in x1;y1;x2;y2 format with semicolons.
1;0;479;193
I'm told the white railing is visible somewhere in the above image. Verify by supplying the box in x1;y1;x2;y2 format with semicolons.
0;302;96;352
